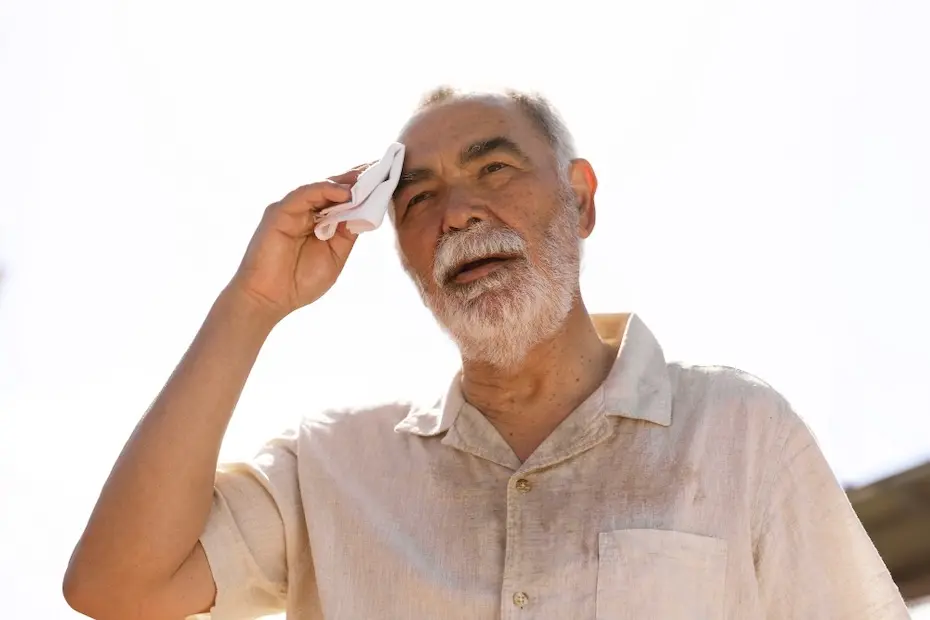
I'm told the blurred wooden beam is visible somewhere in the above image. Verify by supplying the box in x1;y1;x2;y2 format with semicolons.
848;460;930;600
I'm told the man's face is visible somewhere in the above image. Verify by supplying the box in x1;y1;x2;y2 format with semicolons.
392;96;595;368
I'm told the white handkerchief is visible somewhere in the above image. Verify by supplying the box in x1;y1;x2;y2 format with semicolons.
313;142;406;241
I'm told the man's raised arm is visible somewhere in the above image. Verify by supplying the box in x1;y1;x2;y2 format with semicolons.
63;171;366;620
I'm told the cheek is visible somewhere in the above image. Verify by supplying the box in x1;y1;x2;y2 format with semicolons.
492;184;555;236
397;228;438;278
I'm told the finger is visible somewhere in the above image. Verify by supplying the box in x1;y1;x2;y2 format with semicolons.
327;221;360;261
277;181;352;215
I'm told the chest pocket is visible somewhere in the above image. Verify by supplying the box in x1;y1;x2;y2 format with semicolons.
596;529;728;620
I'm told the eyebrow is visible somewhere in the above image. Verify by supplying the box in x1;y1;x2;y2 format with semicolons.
459;136;529;166
394;135;530;196
394;167;435;195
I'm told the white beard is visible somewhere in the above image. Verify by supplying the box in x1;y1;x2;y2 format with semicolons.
401;187;581;370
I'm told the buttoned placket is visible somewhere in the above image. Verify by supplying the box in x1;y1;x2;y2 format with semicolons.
500;472;532;618
497;414;615;618
437;392;618;618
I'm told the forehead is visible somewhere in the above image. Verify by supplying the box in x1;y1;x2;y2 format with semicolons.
398;96;548;165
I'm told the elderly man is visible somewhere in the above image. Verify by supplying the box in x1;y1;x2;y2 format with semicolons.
64;88;908;619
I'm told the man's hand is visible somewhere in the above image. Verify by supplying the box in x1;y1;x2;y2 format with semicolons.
230;166;368;322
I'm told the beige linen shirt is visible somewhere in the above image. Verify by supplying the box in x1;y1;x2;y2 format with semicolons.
198;313;908;619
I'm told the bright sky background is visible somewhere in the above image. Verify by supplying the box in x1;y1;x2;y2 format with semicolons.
2;0;929;617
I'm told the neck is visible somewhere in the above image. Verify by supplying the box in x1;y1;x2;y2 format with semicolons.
459;300;622;460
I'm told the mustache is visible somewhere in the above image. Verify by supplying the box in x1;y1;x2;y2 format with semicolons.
433;221;526;285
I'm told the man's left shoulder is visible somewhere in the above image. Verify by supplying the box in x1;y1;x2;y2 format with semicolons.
668;362;803;440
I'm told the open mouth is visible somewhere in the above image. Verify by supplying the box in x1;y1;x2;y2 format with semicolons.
448;254;519;284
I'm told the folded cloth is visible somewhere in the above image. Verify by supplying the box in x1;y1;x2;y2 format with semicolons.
313;142;406;241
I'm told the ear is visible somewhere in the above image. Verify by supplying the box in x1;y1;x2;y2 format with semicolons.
568;158;598;239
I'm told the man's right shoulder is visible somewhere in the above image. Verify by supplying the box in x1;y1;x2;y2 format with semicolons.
296;399;420;441
284;399;432;473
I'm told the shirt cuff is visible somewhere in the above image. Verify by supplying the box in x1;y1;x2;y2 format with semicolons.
198;493;261;620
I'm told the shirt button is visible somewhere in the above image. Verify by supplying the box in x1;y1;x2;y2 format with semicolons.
515;478;532;493
512;591;529;608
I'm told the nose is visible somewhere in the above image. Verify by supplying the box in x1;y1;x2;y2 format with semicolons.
441;185;488;234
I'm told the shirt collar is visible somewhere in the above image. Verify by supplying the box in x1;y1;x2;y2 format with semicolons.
598;313;673;426
393;367;467;436
394;312;673;437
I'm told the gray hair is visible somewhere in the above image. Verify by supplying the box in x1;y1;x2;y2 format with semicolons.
416;86;578;170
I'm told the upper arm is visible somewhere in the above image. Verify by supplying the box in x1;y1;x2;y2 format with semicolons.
145;543;216;618
63;542;216;620
754;418;909;619
64;429;308;620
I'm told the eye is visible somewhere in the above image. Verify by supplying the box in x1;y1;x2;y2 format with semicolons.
481;162;508;175
407;191;432;209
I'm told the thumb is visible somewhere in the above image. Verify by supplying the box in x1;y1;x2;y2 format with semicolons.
327;221;360;262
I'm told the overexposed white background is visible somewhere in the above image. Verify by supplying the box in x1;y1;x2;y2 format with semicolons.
1;0;929;617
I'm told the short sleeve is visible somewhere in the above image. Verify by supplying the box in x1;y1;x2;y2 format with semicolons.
754;417;909;619
198;428;311;620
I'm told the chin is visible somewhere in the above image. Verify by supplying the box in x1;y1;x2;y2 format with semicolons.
446;273;531;326
419;258;578;368
440;292;569;370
